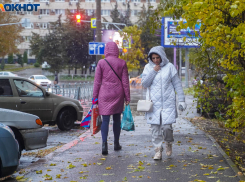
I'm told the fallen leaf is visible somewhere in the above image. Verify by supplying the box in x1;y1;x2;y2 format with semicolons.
36;170;42;174
66;163;76;169
56;174;61;178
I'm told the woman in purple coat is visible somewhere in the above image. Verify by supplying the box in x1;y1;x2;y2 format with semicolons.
93;42;131;155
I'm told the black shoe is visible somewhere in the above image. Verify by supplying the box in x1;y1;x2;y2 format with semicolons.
114;142;122;151
102;142;108;155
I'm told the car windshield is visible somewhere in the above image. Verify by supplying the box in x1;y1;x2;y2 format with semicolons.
35;76;47;79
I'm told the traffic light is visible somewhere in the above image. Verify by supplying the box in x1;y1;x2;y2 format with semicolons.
123;48;127;53
76;14;81;27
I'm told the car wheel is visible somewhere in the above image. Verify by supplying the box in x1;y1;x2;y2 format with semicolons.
10;128;23;159
16;138;22;159
0;158;2;178
57;109;75;131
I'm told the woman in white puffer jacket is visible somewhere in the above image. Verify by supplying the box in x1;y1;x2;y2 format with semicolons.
142;46;187;160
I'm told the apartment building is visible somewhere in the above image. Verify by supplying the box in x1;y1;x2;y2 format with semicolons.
15;0;160;62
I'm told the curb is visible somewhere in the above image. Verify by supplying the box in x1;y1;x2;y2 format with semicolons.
26;128;92;169
183;118;245;181
206;133;245;181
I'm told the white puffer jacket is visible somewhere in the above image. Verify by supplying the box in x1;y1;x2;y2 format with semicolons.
142;46;185;125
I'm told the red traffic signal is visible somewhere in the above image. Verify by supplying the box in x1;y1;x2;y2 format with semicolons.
76;14;81;23
76;14;81;27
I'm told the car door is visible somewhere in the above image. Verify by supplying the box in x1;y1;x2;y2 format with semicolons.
0;79;21;111
13;79;53;122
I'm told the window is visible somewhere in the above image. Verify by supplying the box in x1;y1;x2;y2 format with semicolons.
131;0;140;2
28;49;32;57
0;79;13;97
25;11;33;15
25;0;33;2
40;0;49;1
86;9;94;16
55;0;65;2
70;0;78;1
101;10;110;16
131;10;138;16
149;0;156;2
69;9;77;13
55;9;65;15
117;0;125;2
12;0;20;2
40;23;49;29
25;36;32;42
101;0;110;2
40;9;50;15
14;80;44;97
85;0;95;2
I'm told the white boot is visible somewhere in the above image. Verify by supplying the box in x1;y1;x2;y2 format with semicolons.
154;147;163;160
166;142;172;157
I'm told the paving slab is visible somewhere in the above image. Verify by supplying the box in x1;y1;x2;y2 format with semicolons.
3;95;242;182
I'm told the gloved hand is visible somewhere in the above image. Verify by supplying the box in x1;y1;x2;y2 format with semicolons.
178;102;187;111
92;98;98;105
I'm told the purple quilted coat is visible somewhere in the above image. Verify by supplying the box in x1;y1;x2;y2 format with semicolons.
93;42;130;115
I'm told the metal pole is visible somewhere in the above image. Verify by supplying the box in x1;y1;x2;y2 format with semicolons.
179;48;182;79
96;0;102;63
185;48;189;88
174;47;176;68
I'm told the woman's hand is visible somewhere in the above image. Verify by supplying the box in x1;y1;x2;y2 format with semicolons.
125;101;130;105
154;65;161;72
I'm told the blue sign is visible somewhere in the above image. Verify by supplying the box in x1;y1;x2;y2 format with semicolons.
161;17;201;48
89;42;105;55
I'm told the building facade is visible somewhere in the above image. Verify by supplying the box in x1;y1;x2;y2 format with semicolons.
14;0;159;62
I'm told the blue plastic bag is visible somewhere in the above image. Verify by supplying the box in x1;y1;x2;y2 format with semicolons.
121;105;135;131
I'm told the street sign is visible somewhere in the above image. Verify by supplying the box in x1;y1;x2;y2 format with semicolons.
161;17;201;48
89;42;105;55
91;18;96;28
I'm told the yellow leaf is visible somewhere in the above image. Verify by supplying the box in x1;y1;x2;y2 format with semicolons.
36;170;42;174
56;174;61;178
100;158;106;160
106;166;112;170
67;163;76;169
203;173;210;175
50;163;56;166
16;176;24;180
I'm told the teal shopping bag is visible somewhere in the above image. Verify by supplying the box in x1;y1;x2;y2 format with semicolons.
121;105;135;131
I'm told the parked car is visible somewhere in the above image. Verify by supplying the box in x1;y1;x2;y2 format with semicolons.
0;71;18;77
0;76;83;131
0;123;19;178
28;75;52;87
41;61;51;69
0;108;49;158
130;74;142;85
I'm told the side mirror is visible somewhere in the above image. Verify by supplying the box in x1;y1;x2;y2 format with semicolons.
45;92;50;97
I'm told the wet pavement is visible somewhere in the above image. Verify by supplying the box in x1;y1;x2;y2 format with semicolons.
1;94;243;182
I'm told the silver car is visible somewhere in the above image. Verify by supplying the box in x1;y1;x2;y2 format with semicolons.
0;123;19;178
0;71;18;76
0;108;49;157
28;75;52;87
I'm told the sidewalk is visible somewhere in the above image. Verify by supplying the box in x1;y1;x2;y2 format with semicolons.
11;95;242;182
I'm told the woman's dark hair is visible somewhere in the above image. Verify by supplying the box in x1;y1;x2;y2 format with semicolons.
148;53;161;62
